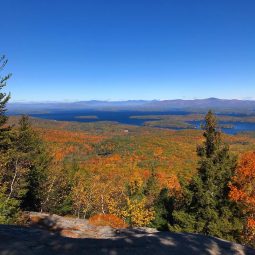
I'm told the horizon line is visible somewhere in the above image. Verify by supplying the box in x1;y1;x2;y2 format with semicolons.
8;97;255;104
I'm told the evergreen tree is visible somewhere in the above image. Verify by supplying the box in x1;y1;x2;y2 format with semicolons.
151;188;174;230
0;55;11;150
144;170;174;230
17;115;50;211
169;110;243;242
0;55;19;223
0;56;50;221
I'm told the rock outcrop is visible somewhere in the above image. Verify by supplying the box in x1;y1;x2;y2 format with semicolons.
0;212;254;255
28;212;119;239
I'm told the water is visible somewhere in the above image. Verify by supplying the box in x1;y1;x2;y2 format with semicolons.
190;120;255;135
28;110;189;125
14;110;255;135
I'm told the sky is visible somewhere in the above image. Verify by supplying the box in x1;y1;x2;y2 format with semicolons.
1;0;255;102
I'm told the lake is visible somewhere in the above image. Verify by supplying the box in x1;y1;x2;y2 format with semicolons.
18;110;255;135
28;110;189;125
190;120;255;135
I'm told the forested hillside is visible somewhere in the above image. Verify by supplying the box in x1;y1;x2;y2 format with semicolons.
3;115;255;247
1;55;255;248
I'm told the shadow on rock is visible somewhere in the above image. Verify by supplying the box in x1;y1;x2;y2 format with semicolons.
0;224;254;255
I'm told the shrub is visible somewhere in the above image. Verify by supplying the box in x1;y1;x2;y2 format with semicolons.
88;214;128;229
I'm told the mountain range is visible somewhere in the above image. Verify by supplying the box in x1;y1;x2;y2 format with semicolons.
7;98;255;114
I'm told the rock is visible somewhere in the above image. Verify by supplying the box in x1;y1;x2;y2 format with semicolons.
97;226;116;238
1;212;250;255
133;227;159;234
29;212;49;224
60;229;81;238
0;224;254;255
26;212;117;239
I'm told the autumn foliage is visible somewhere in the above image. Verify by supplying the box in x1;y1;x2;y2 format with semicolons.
4;108;255;247
88;214;128;229
38;128;103;161
229;151;255;243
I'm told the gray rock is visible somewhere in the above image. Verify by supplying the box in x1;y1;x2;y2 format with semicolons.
0;212;253;255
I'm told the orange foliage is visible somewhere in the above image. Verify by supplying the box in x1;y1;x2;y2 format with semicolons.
229;152;255;207
157;172;181;192
37;128;103;161
247;218;255;230
229;151;255;241
39;128;102;144
88;214;128;229
104;154;121;165
54;146;76;161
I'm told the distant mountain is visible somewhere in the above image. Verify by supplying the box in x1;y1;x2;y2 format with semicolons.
7;98;255;114
143;98;255;113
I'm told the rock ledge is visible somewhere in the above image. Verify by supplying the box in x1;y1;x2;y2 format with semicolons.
0;212;253;255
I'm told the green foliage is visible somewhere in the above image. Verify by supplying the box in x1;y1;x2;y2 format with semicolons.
51;160;79;215
0;57;52;222
0;55;11;129
170;110;243;242
151;188;173;230
0;55;19;223
198;110;221;157
0;186;20;224
144;170;159;198
0;115;51;218
17;115;50;211
39;162;76;215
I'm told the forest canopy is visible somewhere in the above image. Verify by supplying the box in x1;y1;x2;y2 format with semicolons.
0;56;255;247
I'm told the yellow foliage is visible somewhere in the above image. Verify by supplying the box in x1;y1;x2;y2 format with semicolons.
108;196;155;227
123;198;155;227
129;174;144;196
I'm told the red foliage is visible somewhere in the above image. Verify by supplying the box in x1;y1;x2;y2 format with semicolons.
88;214;128;229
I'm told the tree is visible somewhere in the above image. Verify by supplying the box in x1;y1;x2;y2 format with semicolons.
121;197;154;227
0;55;11;150
198;110;221;157
122;174;155;226
72;169;96;218
143;170;173;230
106;173;155;227
0;114;50;217
0;57;50;222
0;55;19;223
151;188;173;230
17;115;50;211
229;151;255;246
170;110;243;242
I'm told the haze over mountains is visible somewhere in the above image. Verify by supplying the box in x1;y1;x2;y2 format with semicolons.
8;98;255;114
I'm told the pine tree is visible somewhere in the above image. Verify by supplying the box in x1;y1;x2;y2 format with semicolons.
143;170;170;229
17;115;50;211
169;110;243;242
0;57;50;221
151;188;173;230
0;55;11;151
0;55;19;223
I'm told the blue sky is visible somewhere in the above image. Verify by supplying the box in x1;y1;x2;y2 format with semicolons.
2;0;255;102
